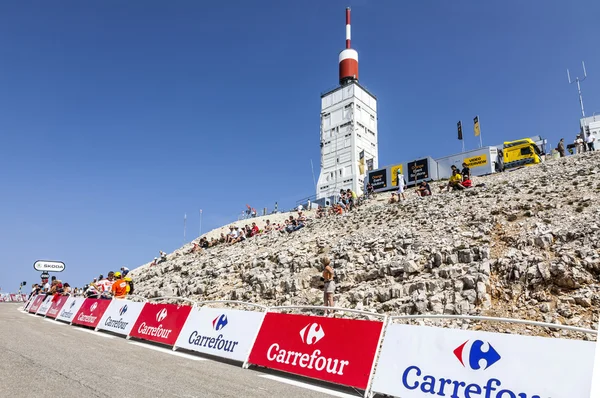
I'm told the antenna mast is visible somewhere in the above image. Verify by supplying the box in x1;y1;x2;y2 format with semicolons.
567;61;588;118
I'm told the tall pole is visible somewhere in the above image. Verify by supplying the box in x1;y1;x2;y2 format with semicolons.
567;61;587;118
310;159;317;189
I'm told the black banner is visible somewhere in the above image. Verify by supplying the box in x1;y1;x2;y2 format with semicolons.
408;158;429;182
368;170;388;190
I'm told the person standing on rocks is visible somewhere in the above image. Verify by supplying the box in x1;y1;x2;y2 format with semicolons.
557;138;565;157
396;169;406;200
586;132;595;152
321;257;335;316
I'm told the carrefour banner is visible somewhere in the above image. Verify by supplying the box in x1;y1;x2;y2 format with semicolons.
248;313;383;389
372;323;595;398
36;295;54;316
175;307;266;362
56;297;86;323
97;299;145;336
28;295;46;313
129;303;192;346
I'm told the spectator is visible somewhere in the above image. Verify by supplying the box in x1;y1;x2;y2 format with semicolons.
251;222;259;236
445;169;465;191
120;267;130;277
321;257;335;317
557;138;565;157
586;132;596;151
366;182;375;199
416;181;431;197
111;272;128;298
396;171;406;200
575;135;585;154
388;192;399;204
461;162;471;181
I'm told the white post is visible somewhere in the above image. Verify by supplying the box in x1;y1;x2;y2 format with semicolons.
591;318;600;397
183;213;187;244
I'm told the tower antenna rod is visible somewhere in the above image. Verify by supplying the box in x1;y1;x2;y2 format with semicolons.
567;61;587;118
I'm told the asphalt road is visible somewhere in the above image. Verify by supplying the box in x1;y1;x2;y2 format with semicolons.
0;304;361;398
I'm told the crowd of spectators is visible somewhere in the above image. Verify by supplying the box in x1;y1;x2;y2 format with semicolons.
82;267;134;299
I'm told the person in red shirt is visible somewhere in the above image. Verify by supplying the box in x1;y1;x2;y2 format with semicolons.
251;222;260;236
110;272;128;298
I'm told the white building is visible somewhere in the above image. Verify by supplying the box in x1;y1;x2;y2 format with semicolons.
316;8;379;200
580;115;600;147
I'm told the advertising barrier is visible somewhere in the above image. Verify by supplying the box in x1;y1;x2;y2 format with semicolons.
72;299;112;328
371;323;595;398
129;303;192;346
28;295;46;313
46;295;70;319
175;307;266;362
248;313;384;390
23;295;35;311
36;295;54;316
97;299;145;336
56;297;86;323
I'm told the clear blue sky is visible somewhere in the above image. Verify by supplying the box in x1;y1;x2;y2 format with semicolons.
1;0;599;292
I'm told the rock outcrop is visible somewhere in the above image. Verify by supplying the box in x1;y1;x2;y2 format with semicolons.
131;152;600;338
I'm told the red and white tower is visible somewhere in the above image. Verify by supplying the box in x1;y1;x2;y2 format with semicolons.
316;7;378;200
338;7;359;85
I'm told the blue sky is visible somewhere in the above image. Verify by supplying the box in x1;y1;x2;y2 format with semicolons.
1;0;599;292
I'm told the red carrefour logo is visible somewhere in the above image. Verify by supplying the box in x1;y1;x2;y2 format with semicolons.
248;313;383;390
72;299;111;328
129;303;192;346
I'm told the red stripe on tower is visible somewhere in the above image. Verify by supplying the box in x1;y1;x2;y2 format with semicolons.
339;7;358;85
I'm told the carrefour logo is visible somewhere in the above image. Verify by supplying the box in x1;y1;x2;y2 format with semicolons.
401;339;541;397
453;340;501;370
212;314;228;331
70;301;76;309
156;308;168;322
90;302;98;312
299;323;325;345
119;305;128;316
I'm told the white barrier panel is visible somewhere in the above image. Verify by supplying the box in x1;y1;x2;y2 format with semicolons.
56;297;86;323
372;323;595;398
591;318;600;398
97;299;145;336
175;307;266;362
36;296;54;316
23;296;35;311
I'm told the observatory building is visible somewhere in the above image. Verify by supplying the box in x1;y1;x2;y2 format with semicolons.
316;7;378;200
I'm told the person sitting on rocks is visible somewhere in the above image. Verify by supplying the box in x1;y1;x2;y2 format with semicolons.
388;192;399;204
219;233;227;244
225;226;235;243
366;182;375;199
251;222;260;236
416;181;431;197
159;251;167;263
264;219;273;232
461;162;471;181
445;169;465;191
189;241;201;254
210;237;217;247
200;237;210;249
316;206;326;218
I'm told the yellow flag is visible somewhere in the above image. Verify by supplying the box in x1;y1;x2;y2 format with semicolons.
474;116;481;137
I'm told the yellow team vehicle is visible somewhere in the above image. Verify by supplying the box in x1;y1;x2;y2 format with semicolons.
502;138;543;170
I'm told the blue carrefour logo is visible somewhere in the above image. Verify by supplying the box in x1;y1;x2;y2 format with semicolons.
119;305;128;316
453;340;501;370
212;314;228;331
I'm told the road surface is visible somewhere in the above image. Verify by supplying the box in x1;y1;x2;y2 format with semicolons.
0;304;361;398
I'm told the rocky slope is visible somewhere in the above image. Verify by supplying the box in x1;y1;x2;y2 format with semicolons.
131;152;600;339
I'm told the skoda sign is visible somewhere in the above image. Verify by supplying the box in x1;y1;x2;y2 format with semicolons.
33;260;65;272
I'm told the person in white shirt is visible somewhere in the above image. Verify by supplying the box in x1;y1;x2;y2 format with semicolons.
575;135;584;154
396;170;406;200
586;132;596;152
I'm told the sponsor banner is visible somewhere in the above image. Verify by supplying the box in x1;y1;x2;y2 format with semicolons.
46;295;70;319
10;294;17;302
175;307;266;362
129;303;192;346
72;299;112;328
56;297;86;323
368;169;388;190
23;295;36;311
391;164;404;187
36;295;54;316
408;158;429;182
248;313;383;390
33;260;66;272
372;323;595;398
28;295;46;313
464;154;488;168
97;299;145;336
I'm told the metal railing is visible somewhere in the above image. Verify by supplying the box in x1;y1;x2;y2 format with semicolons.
196;300;268;310
147;296;198;305
271;305;386;319
390;314;597;335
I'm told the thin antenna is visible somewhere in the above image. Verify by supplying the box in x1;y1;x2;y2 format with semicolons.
310;159;317;189
345;7;351;49
567;61;588;118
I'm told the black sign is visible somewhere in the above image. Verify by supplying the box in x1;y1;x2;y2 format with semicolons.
368;169;388;190
408;158;429;182
457;121;463;140
366;159;374;171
